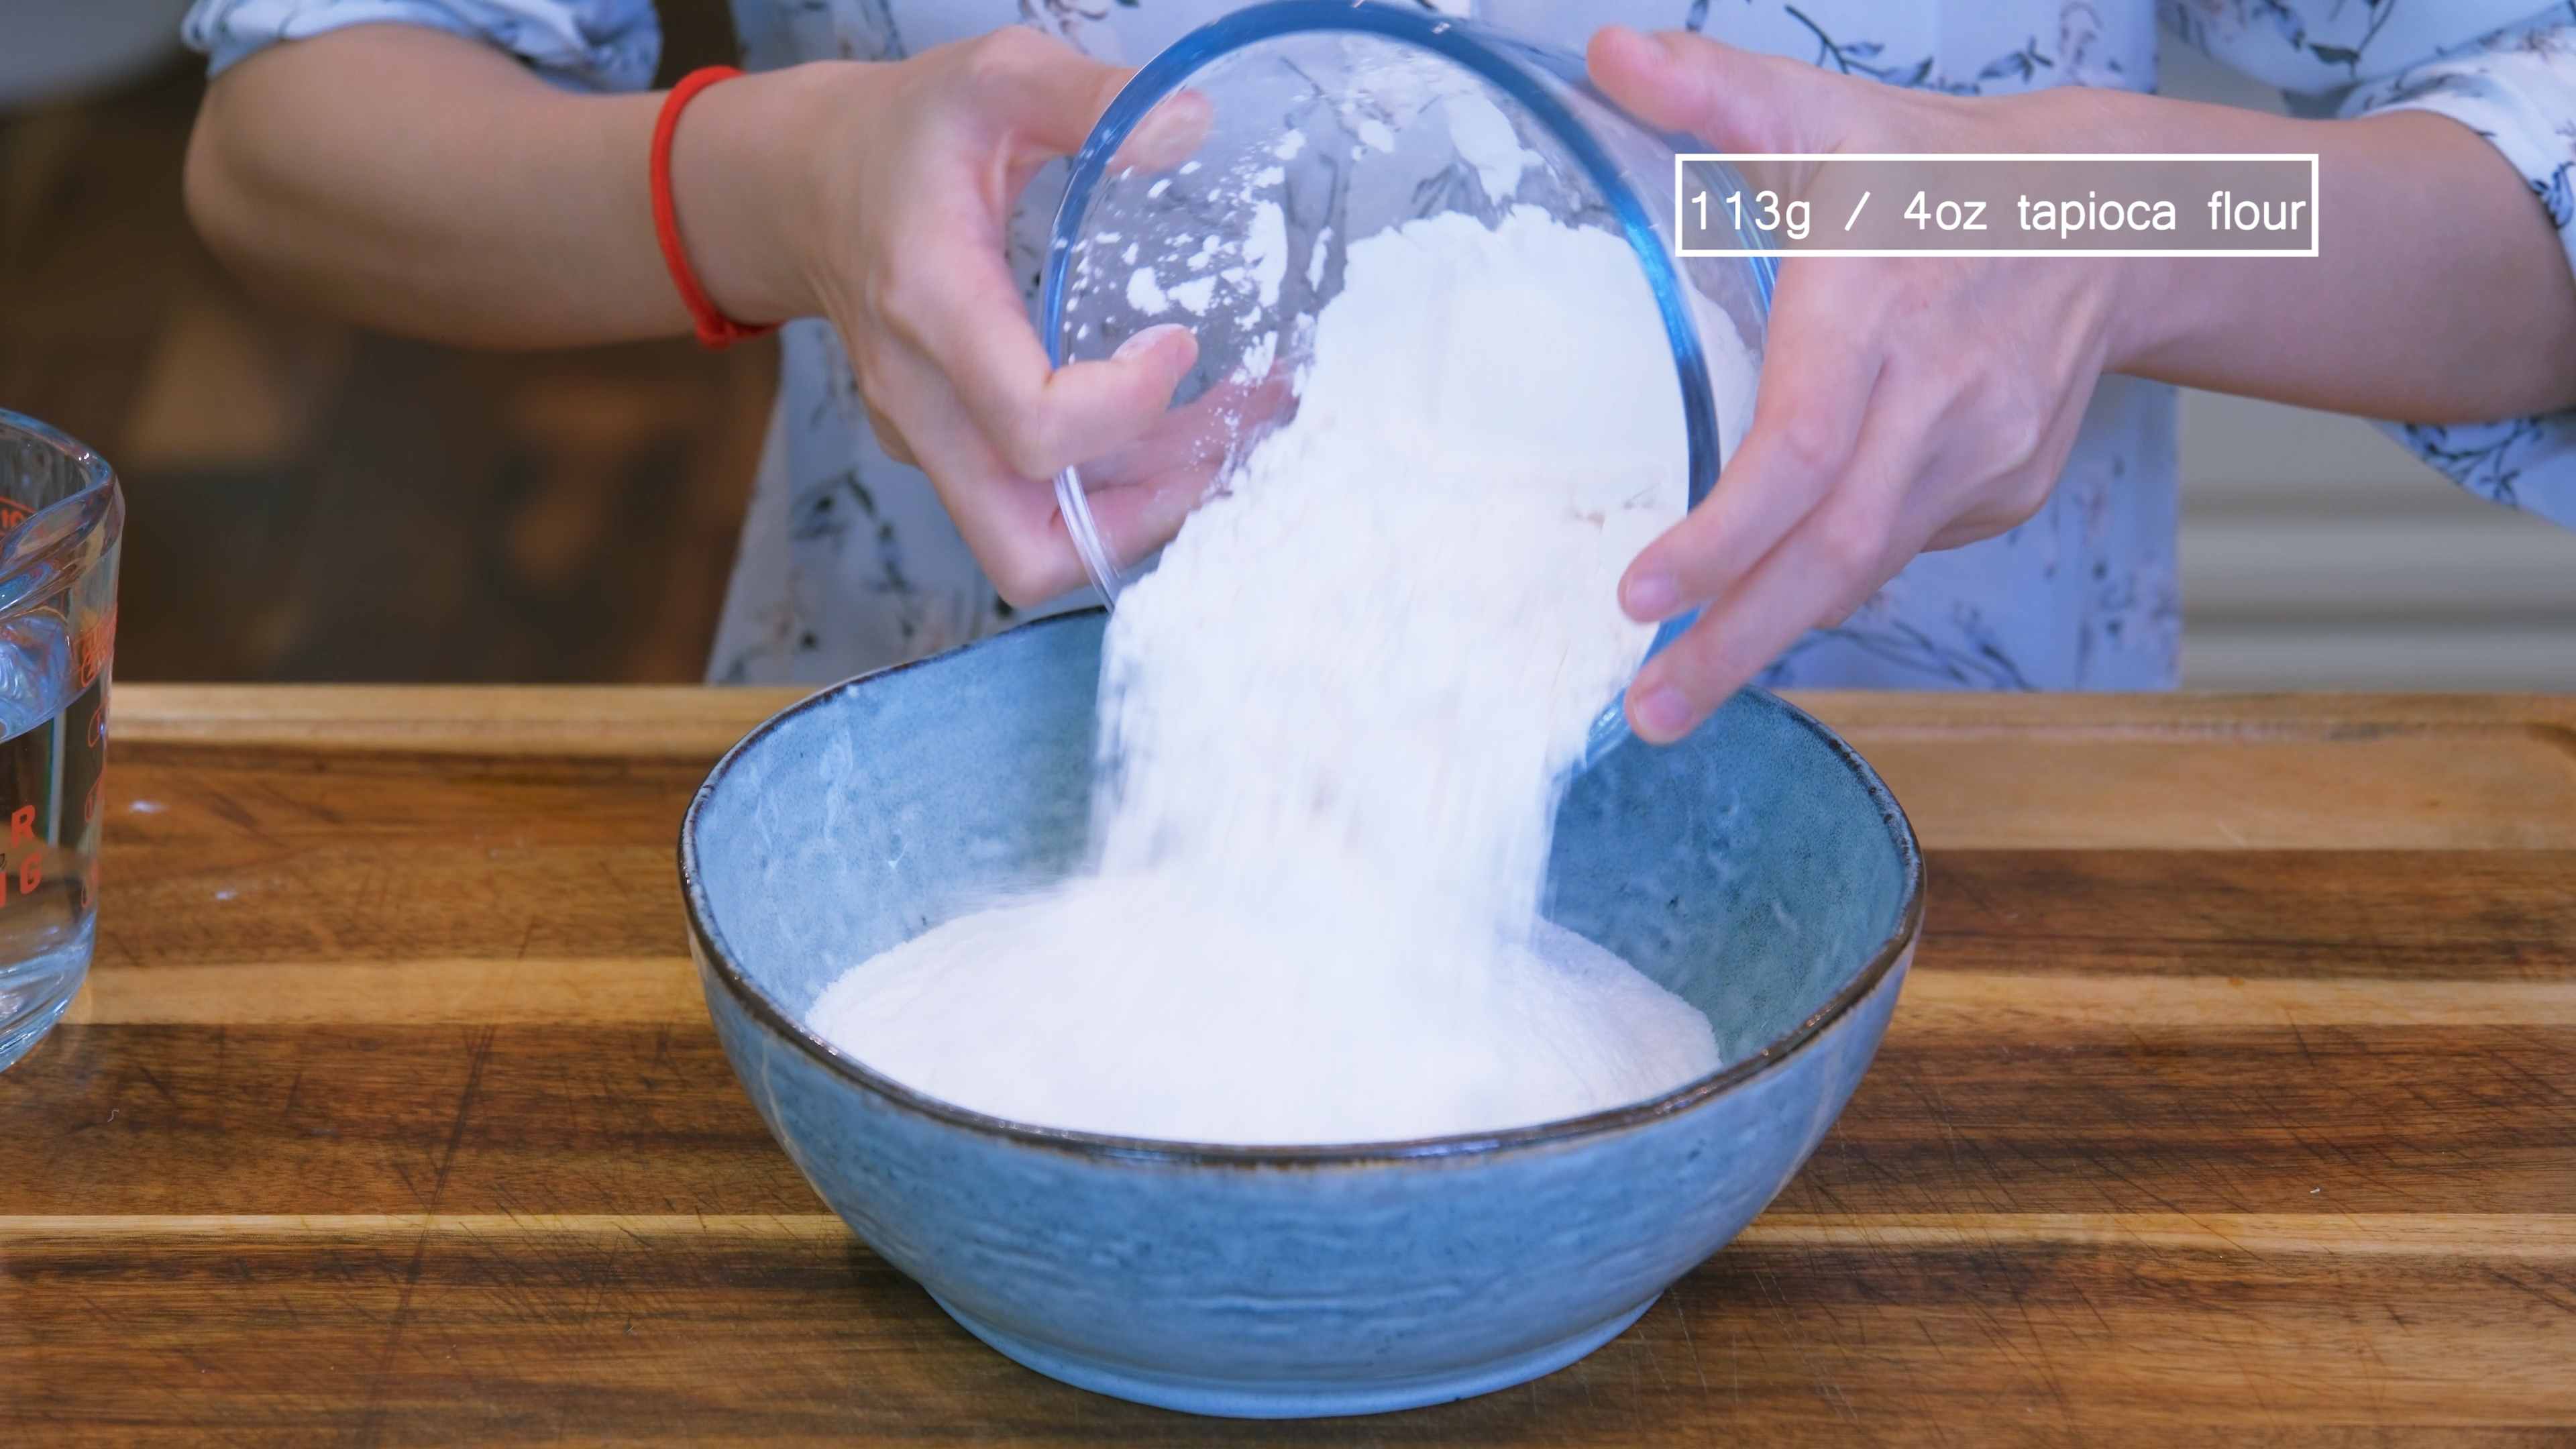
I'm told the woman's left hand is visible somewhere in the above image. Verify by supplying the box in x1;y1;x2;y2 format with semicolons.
1589;28;2145;742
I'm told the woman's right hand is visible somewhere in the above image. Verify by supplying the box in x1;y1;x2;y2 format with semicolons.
675;28;1210;606
188;23;1207;606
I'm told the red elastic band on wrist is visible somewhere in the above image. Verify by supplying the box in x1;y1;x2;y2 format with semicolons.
652;65;778;351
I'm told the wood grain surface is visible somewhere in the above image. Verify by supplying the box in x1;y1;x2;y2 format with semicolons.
3;686;2571;1444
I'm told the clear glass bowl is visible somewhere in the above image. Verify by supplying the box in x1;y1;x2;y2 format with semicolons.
0;409;120;1073
1041;1;1774;764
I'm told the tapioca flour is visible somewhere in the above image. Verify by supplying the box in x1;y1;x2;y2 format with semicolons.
809;206;1724;1144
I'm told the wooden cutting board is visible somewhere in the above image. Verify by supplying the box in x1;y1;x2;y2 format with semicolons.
3;686;2569;1444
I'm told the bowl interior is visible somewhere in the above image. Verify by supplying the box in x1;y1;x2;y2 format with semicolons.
689;611;1912;1085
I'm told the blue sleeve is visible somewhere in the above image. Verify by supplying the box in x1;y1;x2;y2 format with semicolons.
2341;13;2576;528
181;0;661;94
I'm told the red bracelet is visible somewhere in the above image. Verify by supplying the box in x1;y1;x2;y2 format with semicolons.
651;65;779;351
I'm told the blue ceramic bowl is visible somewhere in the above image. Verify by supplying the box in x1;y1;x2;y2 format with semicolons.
680;610;1921;1419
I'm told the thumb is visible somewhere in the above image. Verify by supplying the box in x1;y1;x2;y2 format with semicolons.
973;30;1212;178
966;28;1136;160
1587;25;1825;155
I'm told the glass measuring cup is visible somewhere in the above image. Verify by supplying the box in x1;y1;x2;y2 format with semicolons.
0;411;119;1073
1042;1;1774;767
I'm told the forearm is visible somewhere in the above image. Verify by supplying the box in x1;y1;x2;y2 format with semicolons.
2065;91;2576;422
184;23;828;348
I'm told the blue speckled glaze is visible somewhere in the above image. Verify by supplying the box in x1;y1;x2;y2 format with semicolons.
680;610;1921;1419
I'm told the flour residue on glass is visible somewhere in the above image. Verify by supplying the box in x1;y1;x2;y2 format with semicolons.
808;205;1722;1145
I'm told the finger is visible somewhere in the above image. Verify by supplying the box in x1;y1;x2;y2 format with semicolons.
1625;506;1900;742
890;375;1095;605
1585;25;1813;154
1111;89;1214;174
1078;360;1295;490
1073;462;1213;579
1619;265;1884;623
1072;362;1299;570
1625;390;1927;742
960;27;1137;160
851;318;1096;604
861;399;920;468
869;323;1202;604
896;207;1200;479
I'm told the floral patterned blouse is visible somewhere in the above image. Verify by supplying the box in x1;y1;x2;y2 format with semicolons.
186;0;2576;690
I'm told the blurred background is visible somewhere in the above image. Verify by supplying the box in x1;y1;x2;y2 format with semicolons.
0;3;2568;688
0;0;769;685
2159;39;2576;691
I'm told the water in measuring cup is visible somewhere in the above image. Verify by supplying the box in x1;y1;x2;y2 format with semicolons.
0;618;107;1073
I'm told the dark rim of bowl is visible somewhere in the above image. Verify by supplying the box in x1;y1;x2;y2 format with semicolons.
678;610;1924;1168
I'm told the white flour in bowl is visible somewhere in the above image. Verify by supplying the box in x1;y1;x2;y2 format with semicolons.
810;206;1725;1144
